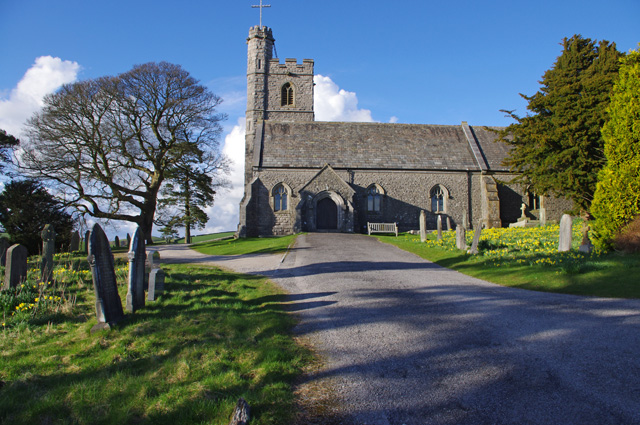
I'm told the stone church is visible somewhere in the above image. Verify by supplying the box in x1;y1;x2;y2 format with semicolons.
237;25;571;237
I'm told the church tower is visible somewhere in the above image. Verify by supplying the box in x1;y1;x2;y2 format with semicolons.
244;25;314;183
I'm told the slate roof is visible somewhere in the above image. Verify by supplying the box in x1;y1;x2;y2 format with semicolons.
260;121;511;172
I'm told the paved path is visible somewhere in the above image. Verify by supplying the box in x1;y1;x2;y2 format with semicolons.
159;234;640;425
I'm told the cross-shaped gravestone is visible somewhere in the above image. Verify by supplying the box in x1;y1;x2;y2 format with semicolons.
252;0;271;28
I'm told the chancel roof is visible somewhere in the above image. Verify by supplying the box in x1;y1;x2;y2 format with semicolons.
259;121;511;172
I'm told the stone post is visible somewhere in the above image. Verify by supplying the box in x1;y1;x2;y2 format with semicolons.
456;225;467;250
41;224;56;282
419;210;427;243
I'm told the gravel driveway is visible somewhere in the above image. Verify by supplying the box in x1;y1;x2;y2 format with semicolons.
159;233;640;425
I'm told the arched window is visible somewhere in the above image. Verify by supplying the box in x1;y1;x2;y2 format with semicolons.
528;191;540;210
367;185;382;212
281;82;294;106
273;184;288;212
430;185;447;213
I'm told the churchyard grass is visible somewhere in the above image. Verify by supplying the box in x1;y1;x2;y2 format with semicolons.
374;222;640;299
176;231;236;244
193;234;298;256
1;254;310;424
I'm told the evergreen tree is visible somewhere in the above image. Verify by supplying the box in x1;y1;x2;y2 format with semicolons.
157;162;226;244
591;46;640;249
497;35;623;216
0;180;75;255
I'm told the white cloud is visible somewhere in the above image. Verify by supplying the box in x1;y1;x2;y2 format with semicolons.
0;56;80;138
389;116;399;123
314;75;374;122
199;117;246;234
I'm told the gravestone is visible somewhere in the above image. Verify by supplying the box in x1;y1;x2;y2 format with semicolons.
539;208;547;226
84;230;90;254
520;203;527;220
126;233;131;247
468;221;484;255
456;225;466;250
69;231;80;252
41;224;56;282
147;268;165;301
446;217;451;231
88;223;124;331
114;236;120;248
0;238;9;267
126;227;146;313
558;214;573;252
419;210;427;243
579;222;593;253
437;215;442;241
462;211;469;230
3;244;28;290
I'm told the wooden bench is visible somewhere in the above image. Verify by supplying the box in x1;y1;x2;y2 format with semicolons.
367;222;398;237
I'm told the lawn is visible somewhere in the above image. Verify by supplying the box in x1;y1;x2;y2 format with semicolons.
374;222;640;299
192;234;298;256
1;251;310;425
176;232;236;244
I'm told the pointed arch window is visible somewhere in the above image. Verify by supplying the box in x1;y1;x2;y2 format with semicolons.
281;82;294;106
273;184;288;212
430;185;448;213
367;185;382;212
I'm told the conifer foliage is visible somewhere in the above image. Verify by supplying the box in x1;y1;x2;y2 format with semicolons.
591;46;640;249
498;35;623;215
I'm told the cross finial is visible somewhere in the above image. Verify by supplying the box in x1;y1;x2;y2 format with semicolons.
252;0;271;29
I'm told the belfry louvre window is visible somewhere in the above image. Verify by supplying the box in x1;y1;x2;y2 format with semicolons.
274;185;288;211
281;83;294;106
367;185;382;212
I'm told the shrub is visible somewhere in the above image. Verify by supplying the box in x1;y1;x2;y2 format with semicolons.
613;215;640;253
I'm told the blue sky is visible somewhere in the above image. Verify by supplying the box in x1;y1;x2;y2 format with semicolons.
0;0;638;236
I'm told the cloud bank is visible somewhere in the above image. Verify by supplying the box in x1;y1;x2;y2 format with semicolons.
0;56;80;137
313;75;374;122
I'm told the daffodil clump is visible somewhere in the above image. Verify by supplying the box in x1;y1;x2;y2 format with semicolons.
1;256;129;330
402;221;603;272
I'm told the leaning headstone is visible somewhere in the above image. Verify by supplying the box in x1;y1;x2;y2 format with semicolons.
437;215;442;241
456;225;467;250
419;210;427;243
558;214;573;252
84;230;90;254
126;227;146;313
468;221;484;255
41;224;56;282
3;244;28;290
114;236;120;248
147;268;165;301
229;398;250;425
0;238;9;267
69;231;80;252
88;224;124;331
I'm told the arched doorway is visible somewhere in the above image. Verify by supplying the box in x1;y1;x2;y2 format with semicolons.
316;197;338;230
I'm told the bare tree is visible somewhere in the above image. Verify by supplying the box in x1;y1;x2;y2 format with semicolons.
19;62;227;243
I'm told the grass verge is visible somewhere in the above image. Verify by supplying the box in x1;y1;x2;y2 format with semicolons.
374;225;640;299
1;262;310;425
192;234;298;256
